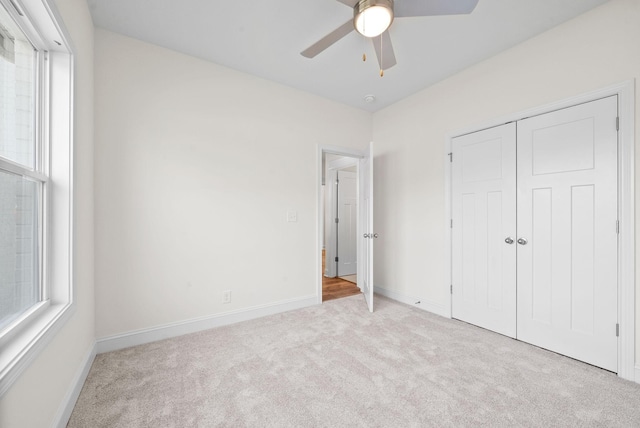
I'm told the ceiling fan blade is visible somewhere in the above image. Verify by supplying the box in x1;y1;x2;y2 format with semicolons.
394;0;479;17
336;0;359;6
372;30;397;70
301;20;355;58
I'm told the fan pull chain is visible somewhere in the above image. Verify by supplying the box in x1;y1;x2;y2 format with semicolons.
379;34;384;77
362;14;367;62
362;37;366;61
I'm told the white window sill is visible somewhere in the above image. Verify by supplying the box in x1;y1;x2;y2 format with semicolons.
0;302;75;396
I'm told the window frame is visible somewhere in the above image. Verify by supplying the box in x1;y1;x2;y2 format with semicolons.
0;0;74;397
0;0;48;338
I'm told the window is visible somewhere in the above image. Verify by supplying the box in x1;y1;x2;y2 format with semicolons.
0;0;41;333
0;0;73;396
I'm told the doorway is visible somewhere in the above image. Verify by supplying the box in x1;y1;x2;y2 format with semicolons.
317;143;375;311
323;154;360;301
325;156;358;279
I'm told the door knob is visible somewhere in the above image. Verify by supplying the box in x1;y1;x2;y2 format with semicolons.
363;233;370;238
373;233;378;238
517;238;528;245
504;237;514;244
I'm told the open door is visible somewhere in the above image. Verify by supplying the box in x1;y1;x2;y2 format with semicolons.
358;142;375;312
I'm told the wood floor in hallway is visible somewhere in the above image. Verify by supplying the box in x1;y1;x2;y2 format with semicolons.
322;250;361;302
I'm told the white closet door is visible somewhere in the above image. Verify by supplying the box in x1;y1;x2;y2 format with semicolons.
452;123;517;338
516;96;618;372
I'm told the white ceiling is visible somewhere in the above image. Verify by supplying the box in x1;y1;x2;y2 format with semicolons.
86;0;609;112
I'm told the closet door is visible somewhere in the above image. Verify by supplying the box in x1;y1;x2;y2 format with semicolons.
452;123;517;338
516;96;618;371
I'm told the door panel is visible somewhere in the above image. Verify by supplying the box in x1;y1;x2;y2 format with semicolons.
516;96;618;372
531;117;595;175
531;187;552;324
452;123;517;337
337;170;357;276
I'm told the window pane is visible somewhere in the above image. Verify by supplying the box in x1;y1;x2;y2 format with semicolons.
0;3;36;169
0;169;39;331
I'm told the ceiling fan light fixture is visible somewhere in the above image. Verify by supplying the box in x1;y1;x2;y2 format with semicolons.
354;0;394;38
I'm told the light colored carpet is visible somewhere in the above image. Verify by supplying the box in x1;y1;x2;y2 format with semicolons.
68;295;640;427
339;275;357;284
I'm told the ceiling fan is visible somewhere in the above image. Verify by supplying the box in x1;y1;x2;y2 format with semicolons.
301;0;479;74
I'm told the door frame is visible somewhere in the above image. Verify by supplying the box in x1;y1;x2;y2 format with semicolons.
317;144;365;304
444;80;635;381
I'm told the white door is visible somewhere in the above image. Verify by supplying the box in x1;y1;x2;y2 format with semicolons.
358;142;374;312
337;170;357;276
516;96;618;371
452;123;517;337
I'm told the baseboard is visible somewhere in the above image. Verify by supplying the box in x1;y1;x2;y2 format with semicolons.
375;287;449;318
634;366;640;384
97;295;318;354
53;341;97;428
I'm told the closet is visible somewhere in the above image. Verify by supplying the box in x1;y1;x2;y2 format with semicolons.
451;96;618;372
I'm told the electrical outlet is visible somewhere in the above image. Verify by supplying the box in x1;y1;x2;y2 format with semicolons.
223;290;231;304
286;210;298;222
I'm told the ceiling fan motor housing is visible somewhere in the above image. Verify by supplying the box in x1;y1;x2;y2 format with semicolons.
354;0;394;38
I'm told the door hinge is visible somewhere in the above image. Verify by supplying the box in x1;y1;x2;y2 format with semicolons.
616;117;620;131
448;152;453;162
450;284;453;294
335;257;339;263
616;220;620;234
616;323;620;337
450;219;453;228
335;217;339;223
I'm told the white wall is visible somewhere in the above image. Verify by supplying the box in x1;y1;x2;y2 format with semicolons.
372;0;640;347
94;30;372;339
0;0;95;426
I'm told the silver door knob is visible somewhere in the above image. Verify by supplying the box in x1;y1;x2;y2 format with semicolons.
505;237;514;244
373;233;378;238
517;238;528;245
363;233;370;238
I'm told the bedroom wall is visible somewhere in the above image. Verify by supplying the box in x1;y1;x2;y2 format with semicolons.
372;0;639;356
0;0;95;426
93;29;372;339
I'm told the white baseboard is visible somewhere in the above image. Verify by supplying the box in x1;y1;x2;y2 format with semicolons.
375;287;449;318
97;295;318;354
53;342;97;428
634;366;640;384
